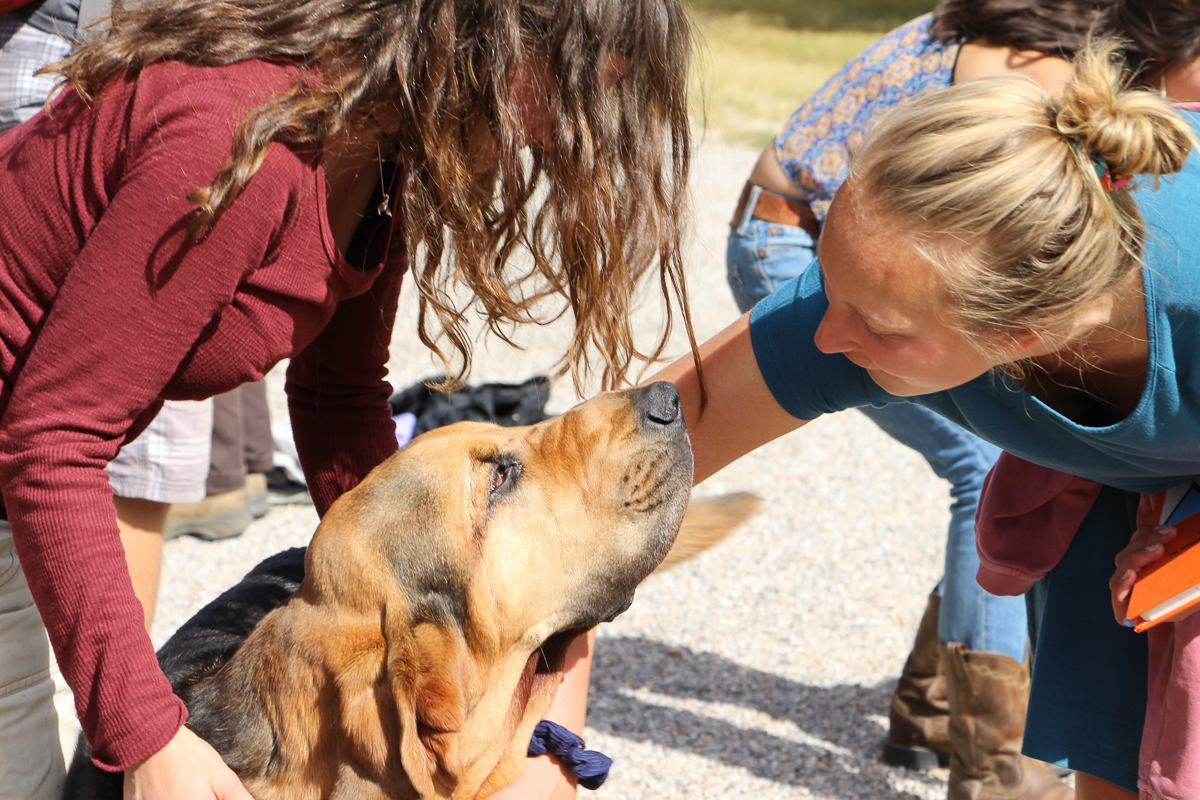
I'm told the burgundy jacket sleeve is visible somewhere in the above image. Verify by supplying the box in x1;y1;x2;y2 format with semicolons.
974;451;1103;596
0;78;306;770
286;251;405;515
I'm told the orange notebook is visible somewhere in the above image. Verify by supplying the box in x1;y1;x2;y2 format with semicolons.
1127;482;1200;632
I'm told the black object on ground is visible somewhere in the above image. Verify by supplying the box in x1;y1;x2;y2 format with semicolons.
389;375;552;437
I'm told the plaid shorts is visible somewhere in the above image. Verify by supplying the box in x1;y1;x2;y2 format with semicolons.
106;400;215;504
0;11;71;130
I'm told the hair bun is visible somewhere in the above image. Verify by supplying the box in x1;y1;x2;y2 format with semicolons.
1057;40;1195;179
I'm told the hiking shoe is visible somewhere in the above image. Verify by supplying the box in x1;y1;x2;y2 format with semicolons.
164;488;254;542
245;472;269;519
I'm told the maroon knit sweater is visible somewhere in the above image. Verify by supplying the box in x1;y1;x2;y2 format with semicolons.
0;59;404;770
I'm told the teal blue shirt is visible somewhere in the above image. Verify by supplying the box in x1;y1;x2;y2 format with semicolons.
750;111;1200;495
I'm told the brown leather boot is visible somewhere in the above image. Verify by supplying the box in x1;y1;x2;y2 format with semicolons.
882;589;952;770
943;642;1073;800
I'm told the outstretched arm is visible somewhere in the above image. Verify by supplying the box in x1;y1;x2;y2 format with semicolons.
493;313;806;798
651;311;808;485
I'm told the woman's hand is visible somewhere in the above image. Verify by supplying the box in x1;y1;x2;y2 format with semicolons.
1110;524;1178;625
123;725;254;800
486;754;578;800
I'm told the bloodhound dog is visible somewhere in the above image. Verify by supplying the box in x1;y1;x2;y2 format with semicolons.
67;382;744;800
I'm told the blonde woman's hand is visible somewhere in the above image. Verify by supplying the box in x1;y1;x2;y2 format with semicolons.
1110;524;1178;626
123;725;254;800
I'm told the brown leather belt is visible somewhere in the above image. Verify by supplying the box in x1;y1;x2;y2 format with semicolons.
730;181;821;241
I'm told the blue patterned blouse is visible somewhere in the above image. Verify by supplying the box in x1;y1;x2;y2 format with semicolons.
774;13;960;221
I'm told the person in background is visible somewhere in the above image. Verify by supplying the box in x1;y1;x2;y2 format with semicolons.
0;1;694;799
0;0;74;131
723;2;1107;797
1113;0;1200;99
163;384;282;543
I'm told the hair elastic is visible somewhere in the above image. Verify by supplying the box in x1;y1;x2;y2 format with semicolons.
1088;150;1132;190
1068;132;1132;190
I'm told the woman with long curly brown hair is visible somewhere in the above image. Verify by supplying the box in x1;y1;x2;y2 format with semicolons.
0;1;694;798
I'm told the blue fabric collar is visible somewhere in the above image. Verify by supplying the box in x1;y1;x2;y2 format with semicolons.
527;719;612;790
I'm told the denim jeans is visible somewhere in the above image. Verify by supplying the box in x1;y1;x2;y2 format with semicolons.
728;213;1027;660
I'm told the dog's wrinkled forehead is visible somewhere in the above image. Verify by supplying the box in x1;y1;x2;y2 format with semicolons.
402;396;643;487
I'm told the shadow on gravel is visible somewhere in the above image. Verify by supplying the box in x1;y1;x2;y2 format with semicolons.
590;636;945;798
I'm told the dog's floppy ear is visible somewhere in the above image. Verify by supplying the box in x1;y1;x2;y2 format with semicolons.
391;621;469;798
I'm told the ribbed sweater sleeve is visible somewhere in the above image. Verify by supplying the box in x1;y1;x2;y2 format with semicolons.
0;70;307;771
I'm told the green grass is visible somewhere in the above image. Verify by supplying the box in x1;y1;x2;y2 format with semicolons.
688;1;938;146
690;0;938;32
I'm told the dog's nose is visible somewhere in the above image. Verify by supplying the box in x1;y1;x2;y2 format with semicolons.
637;381;684;433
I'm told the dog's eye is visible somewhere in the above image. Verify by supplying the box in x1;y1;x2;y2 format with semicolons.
490;460;522;499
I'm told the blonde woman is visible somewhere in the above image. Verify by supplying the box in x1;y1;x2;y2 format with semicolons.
723;3;1107;796
656;44;1195;800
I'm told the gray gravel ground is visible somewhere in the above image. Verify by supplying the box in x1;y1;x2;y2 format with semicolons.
151;134;954;799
